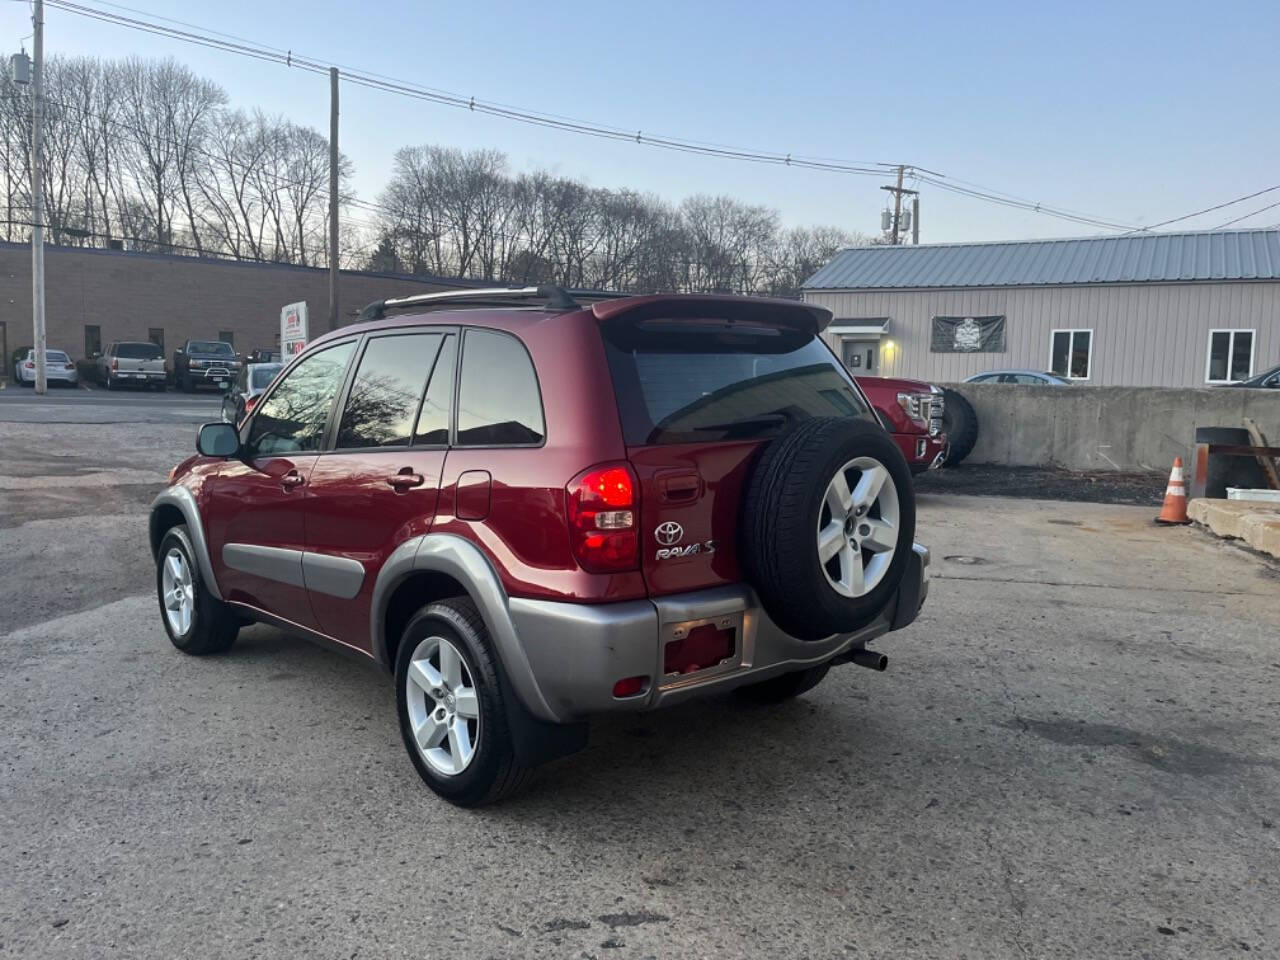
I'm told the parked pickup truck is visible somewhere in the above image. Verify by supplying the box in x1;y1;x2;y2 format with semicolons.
174;340;241;392
855;376;948;474
98;341;167;390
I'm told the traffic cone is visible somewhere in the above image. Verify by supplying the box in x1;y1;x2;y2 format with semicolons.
1155;457;1191;526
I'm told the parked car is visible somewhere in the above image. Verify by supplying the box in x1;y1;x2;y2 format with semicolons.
150;287;930;806
220;361;282;423
173;339;240;392
245;348;282;363
854;376;948;474
964;369;1073;385
12;348;78;387
97;341;167;390
1222;362;1280;388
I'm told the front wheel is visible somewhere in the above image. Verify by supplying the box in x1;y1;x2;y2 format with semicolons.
395;598;531;807
156;524;239;655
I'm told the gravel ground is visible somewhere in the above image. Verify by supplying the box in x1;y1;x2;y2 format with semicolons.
918;463;1166;506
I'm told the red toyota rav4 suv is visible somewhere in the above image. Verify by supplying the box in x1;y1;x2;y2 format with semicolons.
150;288;929;806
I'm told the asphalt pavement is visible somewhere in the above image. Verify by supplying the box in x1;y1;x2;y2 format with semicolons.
1;397;1278;959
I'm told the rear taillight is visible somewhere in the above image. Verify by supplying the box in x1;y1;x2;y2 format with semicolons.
243;394;260;414
65;363;75;370
23;361;33;369
566;462;639;573
111;358;118;371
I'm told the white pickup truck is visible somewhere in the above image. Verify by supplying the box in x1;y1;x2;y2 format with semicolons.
97;341;168;390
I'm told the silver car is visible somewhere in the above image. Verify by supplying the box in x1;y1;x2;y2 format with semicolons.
13;348;79;387
221;361;283;423
964;369;1073;385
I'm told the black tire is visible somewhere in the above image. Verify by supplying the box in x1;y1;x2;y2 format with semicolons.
395;598;532;807
740;417;916;640
941;388;978;466
736;664;830;704
155;524;239;655
105;374;115;391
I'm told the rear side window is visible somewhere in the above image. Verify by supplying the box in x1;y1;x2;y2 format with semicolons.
336;333;443;449
455;329;544;446
116;342;163;360
248;341;355;455
603;319;871;445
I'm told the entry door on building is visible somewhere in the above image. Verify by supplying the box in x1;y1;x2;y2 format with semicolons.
841;338;879;376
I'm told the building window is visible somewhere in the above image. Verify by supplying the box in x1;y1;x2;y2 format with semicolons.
1050;329;1093;380
148;328;165;351
85;324;101;358
218;330;234;349
1205;329;1254;383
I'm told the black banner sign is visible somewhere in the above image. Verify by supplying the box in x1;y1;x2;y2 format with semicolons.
930;315;1006;353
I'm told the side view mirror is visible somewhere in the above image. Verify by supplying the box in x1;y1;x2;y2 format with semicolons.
197;422;240;458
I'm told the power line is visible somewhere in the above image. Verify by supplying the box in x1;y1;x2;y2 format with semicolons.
911;172;1138;232
1214;199;1280;229
42;0;896;177
1127;184;1280;233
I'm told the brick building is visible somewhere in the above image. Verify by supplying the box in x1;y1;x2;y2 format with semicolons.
0;242;474;366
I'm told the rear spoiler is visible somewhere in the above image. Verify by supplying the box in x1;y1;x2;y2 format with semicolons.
591;294;833;337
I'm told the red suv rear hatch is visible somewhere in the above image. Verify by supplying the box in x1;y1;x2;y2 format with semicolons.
595;296;876;598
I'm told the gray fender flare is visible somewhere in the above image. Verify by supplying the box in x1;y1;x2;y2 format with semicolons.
369;533;561;724
150;486;222;601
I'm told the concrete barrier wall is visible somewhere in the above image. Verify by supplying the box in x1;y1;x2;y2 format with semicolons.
944;383;1280;472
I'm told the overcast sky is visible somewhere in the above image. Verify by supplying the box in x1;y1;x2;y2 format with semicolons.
3;0;1277;244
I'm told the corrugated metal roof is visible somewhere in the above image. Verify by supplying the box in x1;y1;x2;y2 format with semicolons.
802;228;1280;290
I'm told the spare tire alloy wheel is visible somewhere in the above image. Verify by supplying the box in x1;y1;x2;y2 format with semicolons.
740;417;915;640
404;634;481;777
818;457;900;598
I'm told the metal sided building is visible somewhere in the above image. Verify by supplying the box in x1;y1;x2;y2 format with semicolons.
802;228;1280;387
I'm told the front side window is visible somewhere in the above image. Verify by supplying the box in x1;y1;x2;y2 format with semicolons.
336;333;443;449
1050;329;1092;380
456;329;545;446
1206;329;1254;383
247;341;355;456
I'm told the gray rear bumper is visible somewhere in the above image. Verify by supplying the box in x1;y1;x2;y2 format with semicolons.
509;543;929;722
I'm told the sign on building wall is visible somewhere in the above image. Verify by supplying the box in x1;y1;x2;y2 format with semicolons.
281;301;308;358
930;315;1006;353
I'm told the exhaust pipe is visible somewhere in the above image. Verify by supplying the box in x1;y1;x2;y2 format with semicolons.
849;648;888;671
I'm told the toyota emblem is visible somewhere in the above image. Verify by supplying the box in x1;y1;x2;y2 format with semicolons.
654;521;684;546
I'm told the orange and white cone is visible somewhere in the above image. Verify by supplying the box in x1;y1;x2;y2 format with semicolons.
1155;457;1191;525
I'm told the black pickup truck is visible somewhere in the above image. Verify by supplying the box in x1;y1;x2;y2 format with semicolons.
173;340;241;393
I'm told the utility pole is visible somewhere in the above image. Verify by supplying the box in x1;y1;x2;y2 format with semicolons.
30;0;46;393
912;195;920;245
327;67;339;333
879;165;920;245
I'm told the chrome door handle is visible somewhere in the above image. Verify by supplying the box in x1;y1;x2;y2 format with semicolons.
386;472;425;490
281;470;306;490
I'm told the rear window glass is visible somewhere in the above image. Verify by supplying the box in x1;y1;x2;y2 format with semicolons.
188;341;234;356
44;351;69;363
603;319;870;445
250;364;282;389
116;342;163;360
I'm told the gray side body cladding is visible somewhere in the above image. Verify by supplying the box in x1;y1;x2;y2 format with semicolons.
369;533;561;724
150;486;222;601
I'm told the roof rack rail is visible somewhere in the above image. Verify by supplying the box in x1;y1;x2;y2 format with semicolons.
358;285;626;322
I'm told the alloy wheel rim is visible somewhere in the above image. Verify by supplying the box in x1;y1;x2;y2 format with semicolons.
161;547;195;635
405;635;480;777
816;456;900;598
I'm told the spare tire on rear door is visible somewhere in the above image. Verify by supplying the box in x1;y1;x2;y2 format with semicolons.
740;417;916;640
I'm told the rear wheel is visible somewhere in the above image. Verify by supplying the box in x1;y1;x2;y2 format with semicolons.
156;524;239;655
395;598;531;807
736;664;830;703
